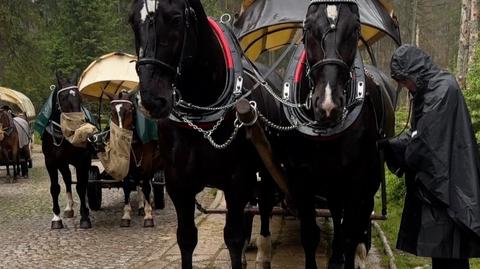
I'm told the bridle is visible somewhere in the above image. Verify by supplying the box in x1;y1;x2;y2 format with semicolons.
111;99;133;130
135;0;197;90
304;0;358;90
56;85;80;113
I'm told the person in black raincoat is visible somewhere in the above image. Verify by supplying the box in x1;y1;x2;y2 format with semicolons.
382;44;480;269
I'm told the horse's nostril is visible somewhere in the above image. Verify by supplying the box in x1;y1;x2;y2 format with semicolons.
154;97;167;108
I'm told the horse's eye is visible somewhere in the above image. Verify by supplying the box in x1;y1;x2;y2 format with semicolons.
171;16;182;26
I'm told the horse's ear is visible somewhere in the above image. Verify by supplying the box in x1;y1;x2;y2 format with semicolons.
103;90;116;101
70;69;81;85
55;70;66;87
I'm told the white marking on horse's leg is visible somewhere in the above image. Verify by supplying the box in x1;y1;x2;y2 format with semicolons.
321;83;336;118
137;186;145;210
52;214;61;222
64;192;74;212
144;200;153;220
256;235;272;266
115;104;123;129
122;203;132;220
354;243;367;269
140;0;159;23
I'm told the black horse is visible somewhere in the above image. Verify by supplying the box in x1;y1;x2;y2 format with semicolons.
130;1;262;268
41;71;93;229
272;2;394;268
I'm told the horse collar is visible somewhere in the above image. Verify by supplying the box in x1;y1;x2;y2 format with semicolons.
168;19;244;128
283;44;365;138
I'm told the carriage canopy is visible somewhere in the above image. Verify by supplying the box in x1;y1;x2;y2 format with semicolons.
78;52;138;99
0;87;36;121
234;0;401;61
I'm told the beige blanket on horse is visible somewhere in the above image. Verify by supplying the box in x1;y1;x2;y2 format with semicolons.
98;121;133;181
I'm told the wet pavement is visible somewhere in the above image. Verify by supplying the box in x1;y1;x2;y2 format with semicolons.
0;148;386;269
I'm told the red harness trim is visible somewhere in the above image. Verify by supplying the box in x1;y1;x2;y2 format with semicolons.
294;50;306;83
208;18;234;69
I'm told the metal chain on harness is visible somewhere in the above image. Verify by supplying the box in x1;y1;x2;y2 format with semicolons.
176;111;243;150
258;111;299;131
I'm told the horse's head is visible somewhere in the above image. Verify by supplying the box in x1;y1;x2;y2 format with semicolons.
54;70;82;113
130;0;197;119
104;90;135;130
304;1;360;125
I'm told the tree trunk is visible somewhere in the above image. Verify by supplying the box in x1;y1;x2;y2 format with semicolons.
468;0;479;65
411;0;418;45
457;0;472;89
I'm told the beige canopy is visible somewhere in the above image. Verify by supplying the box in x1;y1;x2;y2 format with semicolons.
78;52;139;99
0;87;36;121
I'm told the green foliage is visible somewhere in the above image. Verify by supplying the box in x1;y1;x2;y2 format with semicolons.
466;45;480;141
0;0;135;113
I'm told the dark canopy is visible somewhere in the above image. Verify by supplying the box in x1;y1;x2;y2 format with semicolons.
234;0;401;61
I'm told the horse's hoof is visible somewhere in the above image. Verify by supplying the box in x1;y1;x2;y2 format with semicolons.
255;262;271;269
79;219;92;229
328;262;345;269
143;218;154;227
120;219;131;227
64;210;74;218
51;220;64;229
138;208;145;216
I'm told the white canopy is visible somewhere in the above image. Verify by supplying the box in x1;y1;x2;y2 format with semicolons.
0;87;36;120
78;52;139;99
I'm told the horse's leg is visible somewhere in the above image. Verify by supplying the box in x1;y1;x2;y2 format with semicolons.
75;161;91;229
137;185;145;216
343;197;374;269
58;164;74;218
142;178;154;227
255;169;276;269
121;179;132;227
328;202;345;269
46;163;63;229
224;184;251;269
170;190;197;269
13;148;18;181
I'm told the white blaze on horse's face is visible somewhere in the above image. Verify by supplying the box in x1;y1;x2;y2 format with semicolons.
115;104;124;129
140;0;159;23
69;90;76;96
322;83;337;118
326;5;338;22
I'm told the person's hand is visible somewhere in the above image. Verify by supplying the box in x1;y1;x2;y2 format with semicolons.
378;138;406;177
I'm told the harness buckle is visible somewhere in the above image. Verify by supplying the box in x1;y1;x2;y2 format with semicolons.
234;76;243;95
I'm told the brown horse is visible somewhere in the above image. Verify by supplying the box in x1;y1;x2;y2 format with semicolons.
0;108;20;183
103;90;163;227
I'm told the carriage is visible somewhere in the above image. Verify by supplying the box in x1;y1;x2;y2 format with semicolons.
227;0;402;220
77;52;165;212
0;86;35;178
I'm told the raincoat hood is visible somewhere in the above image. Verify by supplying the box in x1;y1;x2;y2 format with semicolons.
390;44;441;91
